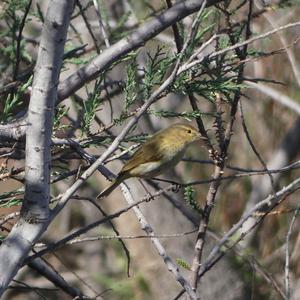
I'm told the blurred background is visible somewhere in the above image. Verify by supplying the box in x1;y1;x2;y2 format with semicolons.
1;0;300;299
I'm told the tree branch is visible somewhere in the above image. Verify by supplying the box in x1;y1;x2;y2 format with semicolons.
0;0;74;295
0;0;222;141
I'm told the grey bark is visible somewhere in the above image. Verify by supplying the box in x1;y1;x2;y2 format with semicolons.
0;0;74;296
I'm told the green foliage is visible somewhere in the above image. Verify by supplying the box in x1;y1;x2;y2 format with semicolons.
95;275;134;299
65;55;94;66
53;105;70;134
2;0;30;15
218;35;230;50
81;79;103;134
185;10;216;58
136;275;151;294
94;231;151;300
142;46;175;99
184;186;202;214
0;190;23;208
124;55;139;110
1;76;32;123
0;198;22;208
95;273;151;300
277;0;300;7
0;0;34;74
149;109;211;121
64;43;97;67
124;133;148;144
173;63;242;104
113;112;128;126
176;258;191;270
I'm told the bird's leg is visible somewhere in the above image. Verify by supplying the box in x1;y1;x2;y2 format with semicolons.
138;179;154;201
171;183;181;193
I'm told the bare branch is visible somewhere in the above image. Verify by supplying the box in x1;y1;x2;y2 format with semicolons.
189;0;254;290
0;0;222;142
25;186;175;263
284;205;300;299
28;259;84;298
247;81;300;115
57;0;221;102
120;183;198;299
200;176;300;279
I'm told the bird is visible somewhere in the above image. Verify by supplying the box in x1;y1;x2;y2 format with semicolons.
97;123;200;199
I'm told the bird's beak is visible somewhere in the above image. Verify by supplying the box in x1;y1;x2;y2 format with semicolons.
197;134;208;142
197;132;202;139
192;132;202;142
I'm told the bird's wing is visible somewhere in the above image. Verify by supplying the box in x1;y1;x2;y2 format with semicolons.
119;138;164;174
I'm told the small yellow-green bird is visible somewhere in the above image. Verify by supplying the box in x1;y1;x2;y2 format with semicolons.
97;123;200;198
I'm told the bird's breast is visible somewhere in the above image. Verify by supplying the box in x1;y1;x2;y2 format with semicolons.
129;148;185;178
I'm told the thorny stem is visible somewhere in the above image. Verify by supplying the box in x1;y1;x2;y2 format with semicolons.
189;0;254;292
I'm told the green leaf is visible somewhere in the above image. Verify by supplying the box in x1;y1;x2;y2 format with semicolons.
142;46;176;98
1;76;33;123
81;79;104;134
176;258;191;270
53;105;70;134
124;54;138;110
184;186;202;214
149;109;212;121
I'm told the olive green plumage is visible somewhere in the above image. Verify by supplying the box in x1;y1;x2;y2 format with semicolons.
97;123;200;199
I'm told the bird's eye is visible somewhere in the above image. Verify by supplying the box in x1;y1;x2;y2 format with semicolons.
187;129;192;134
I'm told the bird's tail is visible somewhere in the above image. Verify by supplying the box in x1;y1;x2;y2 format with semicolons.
97;178;122;199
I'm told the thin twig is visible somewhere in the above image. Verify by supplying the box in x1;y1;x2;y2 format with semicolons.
239;99;275;191
166;0;183;52
200;177;300;279
189;1;254;290
76;0;100;53
75;196;131;277
284;205;300;299
120;183;198;300
28;258;84;298
93;0;110;47
0;212;20;227
25;185;174;264
34;229;198;247
256;0;300;87
13;0;32;81
181;21;300;73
